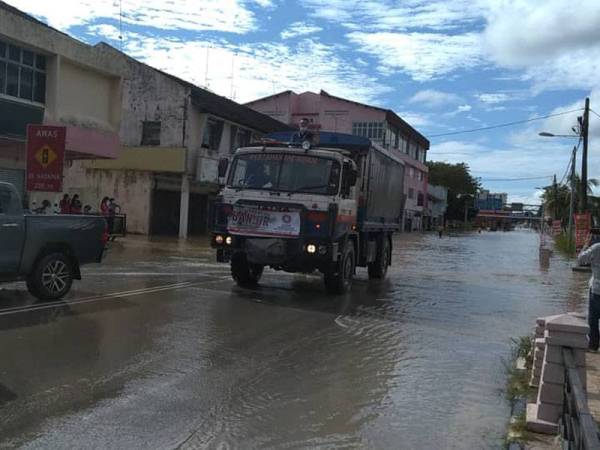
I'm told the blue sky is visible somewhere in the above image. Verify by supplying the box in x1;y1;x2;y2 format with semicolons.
7;0;600;204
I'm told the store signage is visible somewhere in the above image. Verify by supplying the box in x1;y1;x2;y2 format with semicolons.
26;125;66;192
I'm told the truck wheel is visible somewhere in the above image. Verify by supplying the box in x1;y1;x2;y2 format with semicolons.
324;244;355;294
368;235;391;280
231;253;263;286
27;252;73;301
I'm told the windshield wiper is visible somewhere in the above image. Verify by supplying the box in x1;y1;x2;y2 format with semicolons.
287;184;330;195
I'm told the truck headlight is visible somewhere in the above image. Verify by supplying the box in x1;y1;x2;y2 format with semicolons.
306;244;317;254
225;236;233;245
215;235;224;245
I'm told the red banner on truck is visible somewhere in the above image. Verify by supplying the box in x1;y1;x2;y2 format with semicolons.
575;212;592;251
26;125;66;192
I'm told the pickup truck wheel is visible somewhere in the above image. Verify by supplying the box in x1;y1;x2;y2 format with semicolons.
231;253;263;286
27;253;73;301
324;244;355;295
368;235;391;280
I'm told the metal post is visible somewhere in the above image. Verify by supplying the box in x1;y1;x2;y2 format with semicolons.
553;174;558;218
568;146;577;246
464;198;468;226
581;97;590;212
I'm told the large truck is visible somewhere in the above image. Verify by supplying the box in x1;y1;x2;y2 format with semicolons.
211;131;405;294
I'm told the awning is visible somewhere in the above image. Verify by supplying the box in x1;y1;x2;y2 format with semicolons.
44;121;120;160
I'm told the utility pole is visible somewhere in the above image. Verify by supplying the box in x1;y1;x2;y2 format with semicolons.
464;196;469;226
580;97;590;212
553;174;558;218
568;146;577;246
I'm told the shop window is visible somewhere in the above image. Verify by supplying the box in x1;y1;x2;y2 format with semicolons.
141;121;161;146
408;188;414;199
417;192;424;206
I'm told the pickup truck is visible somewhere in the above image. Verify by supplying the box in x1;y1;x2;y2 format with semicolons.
0;182;108;300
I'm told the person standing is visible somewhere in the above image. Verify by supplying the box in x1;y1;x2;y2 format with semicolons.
577;234;600;351
59;194;70;214
100;197;110;217
70;194;82;214
107;198;120;235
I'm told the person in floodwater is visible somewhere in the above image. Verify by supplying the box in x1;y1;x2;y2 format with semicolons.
577;232;600;351
437;224;443;238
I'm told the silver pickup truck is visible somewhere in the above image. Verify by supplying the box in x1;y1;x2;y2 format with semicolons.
0;182;107;300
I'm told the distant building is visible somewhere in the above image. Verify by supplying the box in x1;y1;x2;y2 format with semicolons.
427;184;448;229
245;90;430;231
476;190;507;211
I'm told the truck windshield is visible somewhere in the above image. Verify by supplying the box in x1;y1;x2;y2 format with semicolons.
228;153;340;195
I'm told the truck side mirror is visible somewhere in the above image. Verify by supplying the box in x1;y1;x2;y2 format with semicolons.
218;158;229;178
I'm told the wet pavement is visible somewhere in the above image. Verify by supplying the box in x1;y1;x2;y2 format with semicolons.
0;230;590;449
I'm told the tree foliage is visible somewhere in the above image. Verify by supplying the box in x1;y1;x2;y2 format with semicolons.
427;161;481;221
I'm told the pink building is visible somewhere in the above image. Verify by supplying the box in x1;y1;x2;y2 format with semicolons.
245;90;430;231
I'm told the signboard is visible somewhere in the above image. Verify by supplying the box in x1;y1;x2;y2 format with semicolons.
575;212;592;251
227;206;300;237
26;125;66;192
551;220;562;237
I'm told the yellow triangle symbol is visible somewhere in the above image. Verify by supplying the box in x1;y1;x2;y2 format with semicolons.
35;145;57;169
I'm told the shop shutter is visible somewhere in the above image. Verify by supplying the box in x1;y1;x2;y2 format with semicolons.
0;168;25;199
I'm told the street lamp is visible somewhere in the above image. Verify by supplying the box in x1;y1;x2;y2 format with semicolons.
538;132;579;138
538;96;590;212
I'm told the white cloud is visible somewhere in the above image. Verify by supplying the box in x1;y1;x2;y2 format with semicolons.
394;111;431;128
113;33;390;105
456;104;472;113
477;93;510;104
301;0;485;31
482;0;600;92
409;89;462;108
4;0;257;33
347;31;483;81
280;22;322;39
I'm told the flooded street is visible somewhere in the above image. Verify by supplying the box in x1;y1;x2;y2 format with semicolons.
0;230;590;449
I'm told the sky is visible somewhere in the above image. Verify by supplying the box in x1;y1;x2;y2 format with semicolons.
6;0;600;204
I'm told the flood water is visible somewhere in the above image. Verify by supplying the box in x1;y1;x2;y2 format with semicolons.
0;229;590;449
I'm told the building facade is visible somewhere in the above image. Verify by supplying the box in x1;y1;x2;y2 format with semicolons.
245;90;430;231
0;2;290;237
0;1;122;203
476;190;508;211
68;47;291;237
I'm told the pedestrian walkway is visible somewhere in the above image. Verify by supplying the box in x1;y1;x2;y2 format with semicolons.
587;352;600;424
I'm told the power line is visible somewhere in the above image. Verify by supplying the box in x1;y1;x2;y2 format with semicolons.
427;108;583;138
590;108;600;120
479;175;554;182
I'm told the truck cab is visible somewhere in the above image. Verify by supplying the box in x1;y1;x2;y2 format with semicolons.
211;132;404;294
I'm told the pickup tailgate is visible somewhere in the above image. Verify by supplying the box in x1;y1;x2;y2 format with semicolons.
21;215;107;270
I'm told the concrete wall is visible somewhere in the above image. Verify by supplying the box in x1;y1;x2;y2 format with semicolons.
29;161;153;234
56;59;120;131
246;92;294;124
119;58;188;148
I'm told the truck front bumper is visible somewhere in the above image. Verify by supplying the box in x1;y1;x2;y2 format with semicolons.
211;233;338;269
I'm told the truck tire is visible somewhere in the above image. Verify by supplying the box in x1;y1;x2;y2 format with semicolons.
324;243;355;295
26;252;73;301
231;253;263;286
368;235;391;280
